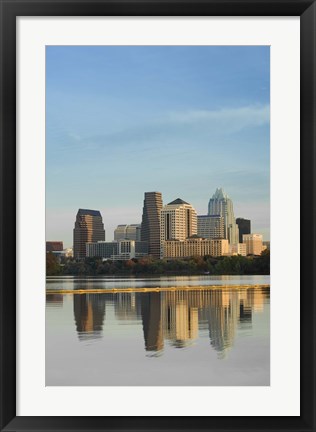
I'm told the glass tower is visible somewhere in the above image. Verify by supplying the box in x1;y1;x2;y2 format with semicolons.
141;192;163;259
208;188;239;245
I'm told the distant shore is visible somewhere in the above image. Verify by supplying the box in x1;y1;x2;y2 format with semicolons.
47;250;270;277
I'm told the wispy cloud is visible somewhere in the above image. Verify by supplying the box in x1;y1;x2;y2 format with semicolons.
49;104;270;155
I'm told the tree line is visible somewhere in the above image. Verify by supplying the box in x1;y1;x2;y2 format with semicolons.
46;249;270;276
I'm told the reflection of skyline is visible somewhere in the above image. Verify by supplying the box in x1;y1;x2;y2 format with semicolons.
73;294;106;341
48;287;269;355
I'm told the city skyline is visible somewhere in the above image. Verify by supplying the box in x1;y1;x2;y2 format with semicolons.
46;46;270;247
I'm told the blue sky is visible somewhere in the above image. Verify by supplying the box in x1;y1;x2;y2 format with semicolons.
46;46;270;247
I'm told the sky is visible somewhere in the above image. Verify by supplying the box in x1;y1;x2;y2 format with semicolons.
46;46;270;247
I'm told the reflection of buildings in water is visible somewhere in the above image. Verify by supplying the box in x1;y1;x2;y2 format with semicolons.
246;287;266;312
140;292;163;352
73;294;106;341
70;286;269;354
114;292;141;321
46;294;63;307
205;290;239;358
161;291;199;348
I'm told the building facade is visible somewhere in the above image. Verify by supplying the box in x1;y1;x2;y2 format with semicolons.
160;198;197;243
208;188;239;245
197;215;224;239
86;240;148;261
73;209;105;260
114;224;141;241
229;243;247;256
141;192;163;259
242;234;264;256
236;218;251;243
162;237;229;259
86;241;118;259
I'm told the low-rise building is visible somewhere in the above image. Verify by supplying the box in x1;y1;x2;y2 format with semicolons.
242;234;264;256
46;241;63;252
86;240;148;261
230;243;247;256
162;237;229;259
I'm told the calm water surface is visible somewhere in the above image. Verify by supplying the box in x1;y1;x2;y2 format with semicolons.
46;275;270;386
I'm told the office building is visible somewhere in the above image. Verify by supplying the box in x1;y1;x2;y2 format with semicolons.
208;188;239;245
111;240;148;261
197;215;224;239
141;192;163;259
73;209;105;260
114;224;141;241
236;218;251;243
46;241;63;252
160;198;197;243
86;241;118;259
242;234;264;256
162;237;229;259
86;240;148;261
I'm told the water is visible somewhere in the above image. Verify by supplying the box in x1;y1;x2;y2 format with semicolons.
46;275;270;386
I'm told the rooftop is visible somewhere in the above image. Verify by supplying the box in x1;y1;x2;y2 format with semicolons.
77;209;102;217
167;198;190;206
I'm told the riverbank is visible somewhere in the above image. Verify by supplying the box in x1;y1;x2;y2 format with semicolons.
47;250;270;277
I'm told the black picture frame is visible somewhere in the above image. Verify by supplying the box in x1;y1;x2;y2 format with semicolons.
0;1;315;431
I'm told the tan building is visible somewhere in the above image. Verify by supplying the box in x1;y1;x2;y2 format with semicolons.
160;198;197;258
230;243;247;256
162;237;229;259
242;233;264;256
211;239;229;257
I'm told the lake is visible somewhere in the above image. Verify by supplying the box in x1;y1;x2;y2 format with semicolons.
46;275;270;386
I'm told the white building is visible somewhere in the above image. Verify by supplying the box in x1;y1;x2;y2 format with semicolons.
160;198;197;258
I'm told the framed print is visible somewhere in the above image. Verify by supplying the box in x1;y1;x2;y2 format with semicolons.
0;1;315;431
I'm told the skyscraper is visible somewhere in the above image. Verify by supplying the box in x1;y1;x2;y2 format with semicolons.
208;188;239;245
141;192;163;259
73;209;105;260
160;198;197;243
236;218;251;243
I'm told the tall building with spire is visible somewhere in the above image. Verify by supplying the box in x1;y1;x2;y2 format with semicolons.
73;209;105;260
141;192;163;259
208;188;239;245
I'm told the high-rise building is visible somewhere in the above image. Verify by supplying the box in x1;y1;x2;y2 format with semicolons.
242;233;264;256
197;215;224;239
236;218;251;243
114;224;141;241
160;198;197;243
73;209;105;260
208;188;239;245
141;192;163;259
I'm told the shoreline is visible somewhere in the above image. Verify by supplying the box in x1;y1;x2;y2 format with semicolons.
46;284;270;295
